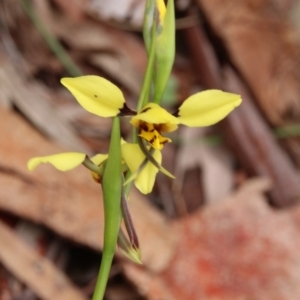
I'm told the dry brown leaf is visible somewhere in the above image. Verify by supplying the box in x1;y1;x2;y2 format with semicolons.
182;19;300;207
0;107;177;272
6;1;146;96
174;127;234;206
86;0;145;28
290;1;300;32
89;53;142;96
33;4;147;96
3;0;60;75
223;66;300;207
0;54;88;152
124;178;300;300
197;0;300;125
50;0;88;20
0;220;87;300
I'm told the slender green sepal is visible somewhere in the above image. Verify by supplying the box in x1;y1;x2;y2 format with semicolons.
117;229;142;264
153;0;175;104
123;169;134;197
137;137;175;179
143;0;156;54
121;190;139;250
123;156;149;186
123;171;139;186
92;117;122;300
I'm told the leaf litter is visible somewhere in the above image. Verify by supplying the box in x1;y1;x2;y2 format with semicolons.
0;0;300;299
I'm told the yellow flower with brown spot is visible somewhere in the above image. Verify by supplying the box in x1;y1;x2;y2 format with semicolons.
61;76;242;150
131;103;179;150
56;75;242;193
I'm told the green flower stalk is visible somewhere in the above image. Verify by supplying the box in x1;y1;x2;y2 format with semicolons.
92;117;122;300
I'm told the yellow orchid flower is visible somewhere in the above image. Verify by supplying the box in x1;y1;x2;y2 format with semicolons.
61;76;242;150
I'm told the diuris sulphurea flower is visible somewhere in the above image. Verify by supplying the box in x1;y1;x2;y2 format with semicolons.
61;76;242;150
27;2;242;299
28;76;241;195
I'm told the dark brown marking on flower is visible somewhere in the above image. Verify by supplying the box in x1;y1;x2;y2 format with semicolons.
149;136;156;144
93;176;102;184
119;103;137;116
155;124;163;131
140;122;148;131
160;139;168;145
94;94;98;98
172;107;180;117
140;107;151;114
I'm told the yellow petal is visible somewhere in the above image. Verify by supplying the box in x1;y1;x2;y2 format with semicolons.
177;90;242;127
131;103;179;127
61;76;125;117
91;153;108;166
90;153;108;183
121;143;162;194
156;0;166;24
159;123;178;133
27;152;86;171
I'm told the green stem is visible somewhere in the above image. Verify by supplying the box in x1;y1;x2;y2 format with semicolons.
132;15;157;146
92;251;115;300
274;123;300;139
92;117;122;300
136;16;157;112
20;0;82;76
82;157;104;175
137;137;174;178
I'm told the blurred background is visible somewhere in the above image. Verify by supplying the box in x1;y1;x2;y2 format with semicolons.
1;0;300;299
